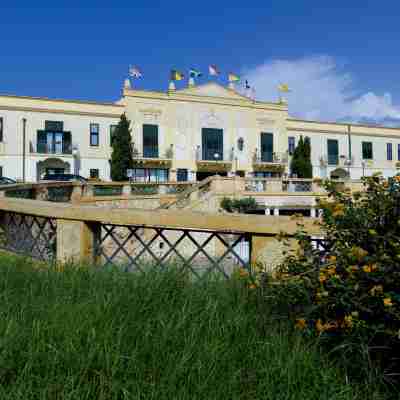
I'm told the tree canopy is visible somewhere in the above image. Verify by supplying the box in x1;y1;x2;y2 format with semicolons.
110;114;133;181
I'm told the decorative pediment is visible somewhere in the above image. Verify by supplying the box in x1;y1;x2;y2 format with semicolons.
140;108;162;123
177;82;250;101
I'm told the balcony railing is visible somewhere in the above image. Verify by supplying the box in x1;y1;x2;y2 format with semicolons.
30;141;72;155
244;178;315;193
327;154;339;165
252;151;288;164
132;145;173;160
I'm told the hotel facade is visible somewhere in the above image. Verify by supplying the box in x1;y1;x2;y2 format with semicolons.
1;79;400;183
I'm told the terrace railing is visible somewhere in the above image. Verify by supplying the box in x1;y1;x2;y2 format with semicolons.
0;198;322;278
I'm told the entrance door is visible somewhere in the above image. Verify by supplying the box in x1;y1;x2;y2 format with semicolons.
46;168;65;175
202;128;223;161
261;132;273;162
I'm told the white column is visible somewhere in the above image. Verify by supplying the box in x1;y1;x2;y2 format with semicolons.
273;208;279;216
310;208;316;218
265;208;271;216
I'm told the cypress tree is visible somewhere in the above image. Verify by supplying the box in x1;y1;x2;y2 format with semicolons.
303;136;313;178
110;114;133;181
290;136;313;178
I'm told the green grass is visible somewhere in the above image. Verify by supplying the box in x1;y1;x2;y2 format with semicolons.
0;255;386;399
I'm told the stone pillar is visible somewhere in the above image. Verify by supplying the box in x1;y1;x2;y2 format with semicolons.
273;208;279;216
56;219;99;264
71;184;83;204
83;184;94;198
169;169;177;182
122;184;131;196
265;208;271;216
310;208;317;218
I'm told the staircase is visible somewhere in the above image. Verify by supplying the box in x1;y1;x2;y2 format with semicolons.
157;176;217;212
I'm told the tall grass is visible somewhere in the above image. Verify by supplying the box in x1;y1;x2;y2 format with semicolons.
0;255;382;399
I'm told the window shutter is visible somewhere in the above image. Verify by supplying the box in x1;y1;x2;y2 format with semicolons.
37;130;47;153
63;132;72;154
327;139;339;165
261;132;273;162
143;124;159;157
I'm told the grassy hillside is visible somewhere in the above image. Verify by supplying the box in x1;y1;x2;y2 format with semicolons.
0;255;382;399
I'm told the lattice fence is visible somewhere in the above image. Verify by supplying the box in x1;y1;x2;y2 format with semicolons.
95;224;252;279
0;212;57;261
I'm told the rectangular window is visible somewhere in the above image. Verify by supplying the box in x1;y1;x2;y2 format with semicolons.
327;139;339;165
0;117;3;142
261;132;273;162
90;123;99;146
0;166;3;177
398;144;400;161
202;128;223;160
131;168;169;182
90;169;99;179
288;136;295;155
362;142;373;160
45;121;63;132
36;131;71;154
387;143;393;161
143;124;159;157
110;125;118;146
177;169;188;182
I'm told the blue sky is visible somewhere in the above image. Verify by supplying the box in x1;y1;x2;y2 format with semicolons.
1;1;400;123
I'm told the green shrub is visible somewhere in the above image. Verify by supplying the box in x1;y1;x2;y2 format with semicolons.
220;197;257;213
266;176;400;385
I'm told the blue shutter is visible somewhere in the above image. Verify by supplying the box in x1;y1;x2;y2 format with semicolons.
261;133;273;162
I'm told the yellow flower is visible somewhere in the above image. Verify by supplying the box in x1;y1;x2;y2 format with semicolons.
343;315;353;329
319;274;327;283
295;318;307;330
316;319;325;333
327;266;336;276
363;265;372;273
370;285;383;296
239;268;249;277
332;203;345;217
351;247;368;262
384;298;394;307
248;284;257;289
328;255;337;263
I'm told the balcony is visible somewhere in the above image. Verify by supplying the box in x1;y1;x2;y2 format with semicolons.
30;141;72;156
131;145;173;167
320;155;353;167
195;147;233;172
252;151;287;173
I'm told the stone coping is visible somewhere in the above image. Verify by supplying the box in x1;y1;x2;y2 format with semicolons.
0;198;321;236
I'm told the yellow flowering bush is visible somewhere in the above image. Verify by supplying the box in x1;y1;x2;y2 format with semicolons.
265;176;400;379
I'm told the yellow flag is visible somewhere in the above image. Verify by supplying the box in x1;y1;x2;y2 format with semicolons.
228;73;240;82
171;70;184;81
278;83;290;93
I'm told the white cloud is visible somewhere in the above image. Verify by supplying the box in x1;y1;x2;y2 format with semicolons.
242;56;400;124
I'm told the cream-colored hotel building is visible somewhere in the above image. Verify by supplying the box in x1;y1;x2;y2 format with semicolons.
1;79;400;182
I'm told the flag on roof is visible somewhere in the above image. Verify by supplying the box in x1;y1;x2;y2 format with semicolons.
278;83;290;93
209;65;220;76
170;70;184;81
129;66;142;79
189;68;202;78
228;73;240;82
245;80;251;89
